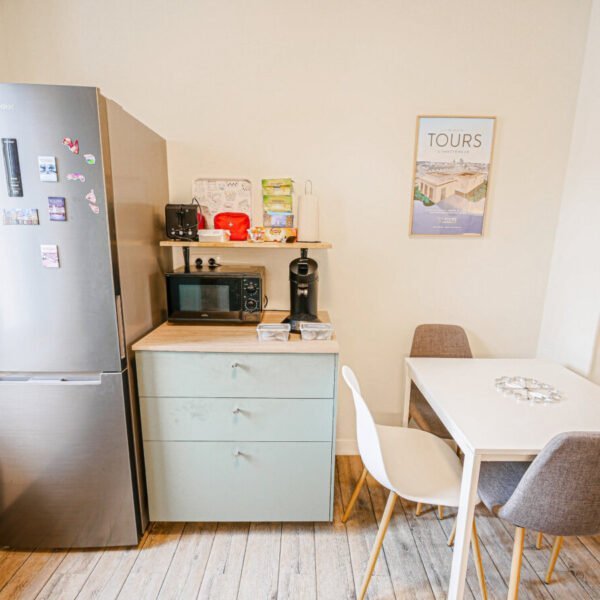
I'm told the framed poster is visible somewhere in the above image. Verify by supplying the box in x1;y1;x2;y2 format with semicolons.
410;116;496;236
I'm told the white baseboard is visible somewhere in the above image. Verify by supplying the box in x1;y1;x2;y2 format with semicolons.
335;438;359;455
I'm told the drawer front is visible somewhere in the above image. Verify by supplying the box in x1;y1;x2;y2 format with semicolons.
140;396;334;442
144;441;333;521
136;351;335;398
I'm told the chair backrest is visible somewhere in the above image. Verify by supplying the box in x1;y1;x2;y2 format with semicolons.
341;366;392;490
410;324;472;406
410;324;473;358
499;432;600;536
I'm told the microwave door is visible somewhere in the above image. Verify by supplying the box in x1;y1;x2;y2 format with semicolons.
167;276;243;321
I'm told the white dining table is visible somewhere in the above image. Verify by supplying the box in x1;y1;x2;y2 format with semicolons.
403;358;600;600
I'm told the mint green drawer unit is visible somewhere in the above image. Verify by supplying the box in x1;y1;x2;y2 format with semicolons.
140;396;334;442
144;441;333;521
136;351;335;398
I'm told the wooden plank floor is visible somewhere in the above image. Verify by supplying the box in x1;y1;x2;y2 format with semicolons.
0;456;598;600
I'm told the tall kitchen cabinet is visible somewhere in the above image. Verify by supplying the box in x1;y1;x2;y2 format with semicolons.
132;312;339;521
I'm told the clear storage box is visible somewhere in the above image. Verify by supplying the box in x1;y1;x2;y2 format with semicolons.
197;229;231;242
300;322;334;341
256;323;291;342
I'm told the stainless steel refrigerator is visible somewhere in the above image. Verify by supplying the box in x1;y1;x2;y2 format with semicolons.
0;83;171;548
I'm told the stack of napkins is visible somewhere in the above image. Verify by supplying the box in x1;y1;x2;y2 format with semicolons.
262;178;294;227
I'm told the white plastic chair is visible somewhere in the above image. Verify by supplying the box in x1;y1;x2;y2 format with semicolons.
341;366;487;600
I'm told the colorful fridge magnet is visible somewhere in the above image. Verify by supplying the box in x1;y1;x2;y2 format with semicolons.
66;173;85;182
2;138;23;196
38;156;58;182
84;153;95;165
40;244;60;268
86;189;99;214
2;208;39;225
48;197;66;221
62;137;79;154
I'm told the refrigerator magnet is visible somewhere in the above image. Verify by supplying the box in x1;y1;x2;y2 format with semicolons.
89;203;100;215
66;173;85;182
40;244;60;268
62;137;79;154
84;153;95;165
48;197;66;221
38;156;58;182
85;189;96;204
2;138;23;196
2;208;39;225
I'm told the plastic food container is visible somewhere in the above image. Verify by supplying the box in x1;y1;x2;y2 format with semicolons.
197;229;231;242
257;323;291;342
300;322;334;341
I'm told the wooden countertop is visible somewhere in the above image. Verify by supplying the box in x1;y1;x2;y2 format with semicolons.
132;311;339;354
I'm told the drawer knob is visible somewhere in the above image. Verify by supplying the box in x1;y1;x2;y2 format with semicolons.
231;362;240;369
233;448;244;457
232;406;241;414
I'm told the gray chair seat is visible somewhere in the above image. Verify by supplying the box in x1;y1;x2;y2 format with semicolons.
409;389;451;438
478;461;531;515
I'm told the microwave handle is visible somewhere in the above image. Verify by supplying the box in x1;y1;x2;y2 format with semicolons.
263;294;269;309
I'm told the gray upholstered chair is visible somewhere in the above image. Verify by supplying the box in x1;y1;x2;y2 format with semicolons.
409;324;472;439
478;432;600;599
342;324;473;524
409;324;472;517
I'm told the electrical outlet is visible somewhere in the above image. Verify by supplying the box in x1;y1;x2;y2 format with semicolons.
193;254;222;268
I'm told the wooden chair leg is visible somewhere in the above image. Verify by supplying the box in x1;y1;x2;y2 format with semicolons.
447;519;457;546
471;520;488;600
545;536;564;584
415;502;423;516
536;532;543;549
508;527;525;600
358;491;397;600
341;467;368;523
438;505;445;520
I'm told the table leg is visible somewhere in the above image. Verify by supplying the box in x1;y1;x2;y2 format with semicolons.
448;450;481;600
402;367;412;427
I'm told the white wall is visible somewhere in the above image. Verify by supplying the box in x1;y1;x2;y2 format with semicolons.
0;0;592;449
538;0;600;384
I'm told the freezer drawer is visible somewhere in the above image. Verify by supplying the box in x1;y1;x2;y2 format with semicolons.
0;372;140;548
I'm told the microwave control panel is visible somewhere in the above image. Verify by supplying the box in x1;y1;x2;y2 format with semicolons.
242;278;262;315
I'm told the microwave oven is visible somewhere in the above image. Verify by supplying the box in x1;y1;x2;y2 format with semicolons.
166;265;266;323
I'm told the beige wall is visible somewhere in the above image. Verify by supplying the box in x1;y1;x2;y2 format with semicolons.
538;0;600;385
0;0;592;450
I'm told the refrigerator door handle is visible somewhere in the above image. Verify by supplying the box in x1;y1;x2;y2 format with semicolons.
0;373;102;385
116;294;126;360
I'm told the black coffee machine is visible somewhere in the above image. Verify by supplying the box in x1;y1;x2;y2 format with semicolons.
284;249;320;332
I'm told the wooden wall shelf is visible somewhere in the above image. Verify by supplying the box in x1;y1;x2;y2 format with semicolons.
160;241;332;249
